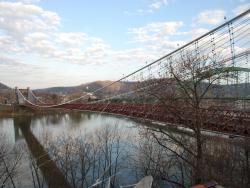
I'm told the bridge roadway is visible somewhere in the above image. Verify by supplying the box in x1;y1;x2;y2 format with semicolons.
37;103;250;137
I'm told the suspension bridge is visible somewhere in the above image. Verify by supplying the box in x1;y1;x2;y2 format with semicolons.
14;9;250;137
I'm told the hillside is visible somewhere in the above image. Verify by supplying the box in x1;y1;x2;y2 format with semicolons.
35;80;137;98
0;82;10;90
0;82;13;104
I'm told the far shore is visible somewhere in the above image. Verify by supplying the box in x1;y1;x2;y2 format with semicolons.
0;104;71;117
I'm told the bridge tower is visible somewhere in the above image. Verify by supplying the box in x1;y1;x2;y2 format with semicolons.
14;87;27;105
27;87;37;104
14;87;41;106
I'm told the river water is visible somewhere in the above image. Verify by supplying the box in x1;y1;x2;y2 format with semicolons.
0;112;249;188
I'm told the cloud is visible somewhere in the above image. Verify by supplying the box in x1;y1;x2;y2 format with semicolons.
0;2;232;70
0;2;60;36
124;0;169;15
150;0;168;11
233;3;250;15
21;0;40;3
0;2;109;65
0;55;29;67
55;32;88;47
1;0;41;4
194;9;225;25
127;21;189;60
128;21;183;43
0;55;89;88
189;28;209;39
0;1;182;68
0;55;46;87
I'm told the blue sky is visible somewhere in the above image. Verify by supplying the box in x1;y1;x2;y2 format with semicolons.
0;0;249;88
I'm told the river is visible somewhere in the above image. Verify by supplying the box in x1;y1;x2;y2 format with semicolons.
0;112;249;188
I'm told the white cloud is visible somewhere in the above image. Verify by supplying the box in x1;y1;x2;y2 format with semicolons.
127;21;189;60
21;0;40;3
1;0;41;4
194;9;225;25
0;1;181;68
0;2;108;65
55;32;88;47
189;28;209;39
0;2;233;71
128;21;183;43
233;3;250;15
150;0;168;11
0;55;92;88
0;2;60;36
124;0;169;15
0;55;46;87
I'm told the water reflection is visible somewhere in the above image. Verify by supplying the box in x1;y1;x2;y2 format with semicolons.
14;120;23;142
14;116;71;188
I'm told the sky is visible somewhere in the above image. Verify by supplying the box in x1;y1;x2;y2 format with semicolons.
0;0;249;89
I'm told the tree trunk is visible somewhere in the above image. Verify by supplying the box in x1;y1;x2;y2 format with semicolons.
195;130;203;184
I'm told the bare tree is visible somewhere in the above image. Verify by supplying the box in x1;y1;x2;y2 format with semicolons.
130;128;188;188
93;124;127;188
43;123;129;188
139;53;233;184
28;153;46;188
